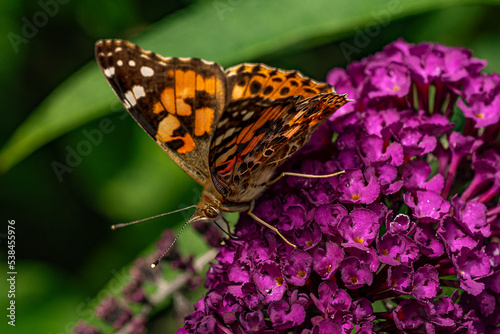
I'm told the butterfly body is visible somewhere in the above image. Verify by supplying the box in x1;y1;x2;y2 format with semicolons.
95;39;348;226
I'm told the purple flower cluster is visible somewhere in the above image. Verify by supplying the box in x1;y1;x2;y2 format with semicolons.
180;40;500;333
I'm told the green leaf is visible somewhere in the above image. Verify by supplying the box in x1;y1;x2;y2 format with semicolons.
2;0;499;172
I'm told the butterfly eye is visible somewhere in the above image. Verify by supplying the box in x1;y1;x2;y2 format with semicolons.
204;206;219;219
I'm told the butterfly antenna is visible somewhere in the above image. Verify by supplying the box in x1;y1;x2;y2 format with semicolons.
110;205;196;230
151;218;193;268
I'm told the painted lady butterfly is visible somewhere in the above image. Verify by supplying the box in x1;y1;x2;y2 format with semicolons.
95;40;348;265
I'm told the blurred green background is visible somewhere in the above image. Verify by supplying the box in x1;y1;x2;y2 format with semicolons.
1;0;500;332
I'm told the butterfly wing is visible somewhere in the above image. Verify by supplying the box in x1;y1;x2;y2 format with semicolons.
209;64;349;202
225;63;333;100
95;39;226;185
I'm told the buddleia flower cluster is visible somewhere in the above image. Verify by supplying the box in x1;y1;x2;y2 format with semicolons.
180;40;500;333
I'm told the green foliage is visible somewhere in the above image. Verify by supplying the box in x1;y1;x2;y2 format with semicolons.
2;0;500;333
4;0;500;173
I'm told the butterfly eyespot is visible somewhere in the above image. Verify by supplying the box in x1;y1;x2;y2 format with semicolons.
263;149;273;157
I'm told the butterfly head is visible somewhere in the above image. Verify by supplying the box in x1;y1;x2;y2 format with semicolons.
188;193;223;223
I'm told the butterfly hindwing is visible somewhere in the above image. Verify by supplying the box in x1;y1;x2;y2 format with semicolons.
209;64;349;202
95;39;226;185
209;95;301;199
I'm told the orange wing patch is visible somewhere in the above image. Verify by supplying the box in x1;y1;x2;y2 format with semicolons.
192;71;222;137
152;68;221;138
196;73;216;94
195;107;214;137
158;88;175;113
225;64;333;101
153;70;195;117
151;68;220;149
174;69;196;116
157;114;196;154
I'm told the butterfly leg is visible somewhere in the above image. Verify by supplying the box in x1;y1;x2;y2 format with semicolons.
266;170;345;187
213;216;241;241
213;217;232;238
247;201;297;248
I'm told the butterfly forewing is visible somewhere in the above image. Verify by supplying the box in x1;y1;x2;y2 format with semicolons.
95;39;226;185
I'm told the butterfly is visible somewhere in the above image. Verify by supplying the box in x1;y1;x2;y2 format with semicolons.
95;39;348;264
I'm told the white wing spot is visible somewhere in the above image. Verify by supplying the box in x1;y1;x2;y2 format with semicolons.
114;47;122;52
117;60;123;66
124;91;137;107
132;85;146;100
200;59;215;65
224;127;236;138
128;60;136;67
140;66;154;77
242;111;254;121
214;134;223;146
218;118;229;127
104;67;115;78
